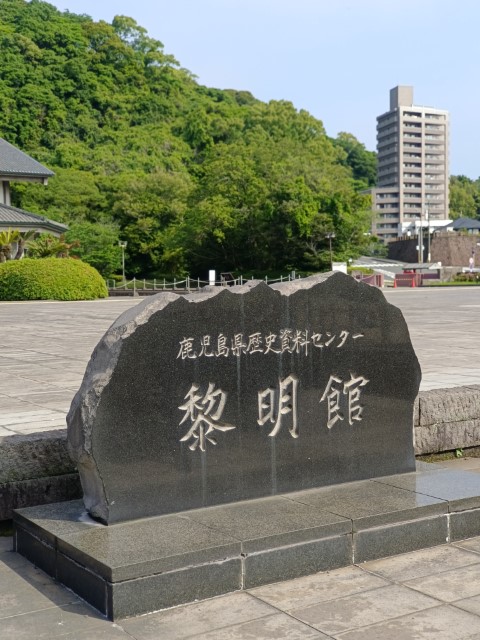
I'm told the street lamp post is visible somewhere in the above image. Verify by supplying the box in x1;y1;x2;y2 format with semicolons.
325;232;335;271
426;207;431;262
417;210;424;264
119;241;127;283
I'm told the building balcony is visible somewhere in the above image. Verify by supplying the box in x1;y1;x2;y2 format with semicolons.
377;126;398;137
377;138;398;149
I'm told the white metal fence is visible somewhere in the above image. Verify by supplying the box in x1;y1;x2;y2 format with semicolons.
106;272;303;292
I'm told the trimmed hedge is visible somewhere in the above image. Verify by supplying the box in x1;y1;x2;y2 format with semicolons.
0;258;108;301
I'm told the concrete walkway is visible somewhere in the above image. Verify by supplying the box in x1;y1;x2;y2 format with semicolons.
2;286;480;637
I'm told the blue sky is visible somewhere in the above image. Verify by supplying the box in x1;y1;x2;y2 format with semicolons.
49;0;479;178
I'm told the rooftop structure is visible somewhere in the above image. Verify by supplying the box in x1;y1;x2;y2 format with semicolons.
0;137;64;236
0;203;67;235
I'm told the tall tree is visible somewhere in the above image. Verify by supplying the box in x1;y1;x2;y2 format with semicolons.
3;0;375;277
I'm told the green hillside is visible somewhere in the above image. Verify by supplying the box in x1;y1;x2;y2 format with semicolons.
0;0;376;277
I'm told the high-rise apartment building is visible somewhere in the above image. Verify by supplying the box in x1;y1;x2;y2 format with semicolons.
372;86;449;242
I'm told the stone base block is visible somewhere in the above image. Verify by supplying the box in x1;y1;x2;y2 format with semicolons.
13;466;480;620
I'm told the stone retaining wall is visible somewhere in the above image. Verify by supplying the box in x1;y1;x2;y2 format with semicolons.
0;431;80;521
414;385;480;455
1;385;480;520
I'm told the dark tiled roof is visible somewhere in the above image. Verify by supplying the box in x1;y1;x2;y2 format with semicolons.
0;203;67;233
0;138;54;178
448;217;480;230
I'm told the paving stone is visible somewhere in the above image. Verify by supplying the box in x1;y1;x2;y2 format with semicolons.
361;544;480;582
250;565;389;610
404;563;480;602
64;630;130;639
334;604;480;639
0;603;126;639
0;410;65;426
290;584;439;635
453;535;480;556
0;545;31;570
0;562;79;618
454;594;480;617
121;592;276;639
185;613;329;640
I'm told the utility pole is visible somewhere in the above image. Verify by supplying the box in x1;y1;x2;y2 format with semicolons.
418;211;424;263
426;207;431;262
119;241;127;282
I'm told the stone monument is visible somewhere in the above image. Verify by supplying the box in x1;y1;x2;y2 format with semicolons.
67;272;421;524
17;272;458;621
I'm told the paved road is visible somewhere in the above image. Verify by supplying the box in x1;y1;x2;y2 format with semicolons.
0;286;479;437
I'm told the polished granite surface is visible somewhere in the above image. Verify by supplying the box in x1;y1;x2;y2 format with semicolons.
14;462;480;619
67;274;420;524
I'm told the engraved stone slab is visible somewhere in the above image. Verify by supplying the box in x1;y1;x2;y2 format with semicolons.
67;273;421;524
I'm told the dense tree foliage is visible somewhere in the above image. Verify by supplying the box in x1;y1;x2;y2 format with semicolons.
1;0;375;277
449;175;480;220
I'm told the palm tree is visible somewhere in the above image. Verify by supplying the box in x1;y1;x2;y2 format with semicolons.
27;234;76;258
14;230;37;259
0;229;20;262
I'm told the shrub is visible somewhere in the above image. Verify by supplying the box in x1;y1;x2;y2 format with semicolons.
347;266;374;275
0;258;108;301
454;272;480;283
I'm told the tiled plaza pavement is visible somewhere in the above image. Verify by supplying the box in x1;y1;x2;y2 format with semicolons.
0;286;479;437
2;286;480;637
